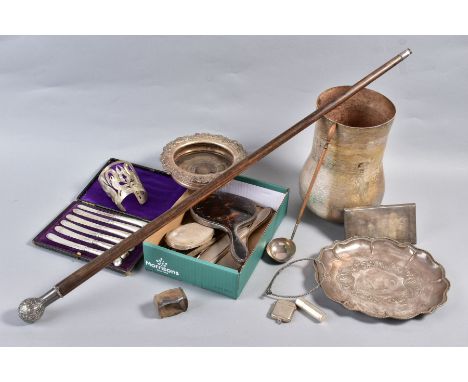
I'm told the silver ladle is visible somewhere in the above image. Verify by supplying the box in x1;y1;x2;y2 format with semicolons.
266;123;337;263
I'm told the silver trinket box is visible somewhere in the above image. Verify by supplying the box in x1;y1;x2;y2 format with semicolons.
270;299;297;323
344;203;417;244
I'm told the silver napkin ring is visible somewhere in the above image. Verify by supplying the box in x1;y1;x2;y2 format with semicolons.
98;161;147;211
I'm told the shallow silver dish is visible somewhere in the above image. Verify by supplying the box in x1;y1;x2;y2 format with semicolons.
314;237;450;320
160;133;247;189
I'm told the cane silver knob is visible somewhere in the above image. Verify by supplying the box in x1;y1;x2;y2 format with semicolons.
18;287;62;323
18;298;46;323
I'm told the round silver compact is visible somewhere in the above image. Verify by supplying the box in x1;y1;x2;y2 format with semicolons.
160;133;247;189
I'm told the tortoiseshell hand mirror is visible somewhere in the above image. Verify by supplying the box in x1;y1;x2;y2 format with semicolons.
190;191;257;263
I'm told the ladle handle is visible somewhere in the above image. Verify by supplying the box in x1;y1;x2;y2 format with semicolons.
291;123;337;240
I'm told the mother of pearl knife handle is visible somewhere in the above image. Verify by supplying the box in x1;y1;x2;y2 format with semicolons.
77;204;147;227
60;220;122;244
55;226;114;250
66;214;131;238
46;233;124;267
54;225;131;263
73;209;139;232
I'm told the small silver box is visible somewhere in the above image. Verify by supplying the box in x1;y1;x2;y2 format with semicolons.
270;299;296;323
344;203;417;244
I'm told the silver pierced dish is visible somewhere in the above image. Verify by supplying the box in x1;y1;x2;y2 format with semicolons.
314;237;450;320
98;160;147;211
160;133;247;189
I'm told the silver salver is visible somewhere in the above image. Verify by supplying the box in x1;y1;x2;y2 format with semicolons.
314;237;450;320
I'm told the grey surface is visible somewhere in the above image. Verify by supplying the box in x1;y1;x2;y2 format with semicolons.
1;36;467;346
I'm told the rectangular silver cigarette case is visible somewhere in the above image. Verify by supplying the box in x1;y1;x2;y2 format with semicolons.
344;203;417;244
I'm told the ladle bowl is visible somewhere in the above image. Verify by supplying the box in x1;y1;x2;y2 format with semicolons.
266;238;296;263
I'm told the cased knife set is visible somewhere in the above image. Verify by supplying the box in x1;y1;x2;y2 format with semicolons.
33;158;187;274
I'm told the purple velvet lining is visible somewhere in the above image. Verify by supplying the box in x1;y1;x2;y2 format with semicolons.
33;161;187;274
80;167;186;221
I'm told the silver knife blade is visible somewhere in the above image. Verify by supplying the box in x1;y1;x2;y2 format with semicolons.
47;232;124;267
66;214;130;238
55;226;113;250
73;209;139;232
60;220;122;244
77;204;147;227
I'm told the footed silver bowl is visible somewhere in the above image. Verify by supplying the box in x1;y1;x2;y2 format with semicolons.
160;133;247;189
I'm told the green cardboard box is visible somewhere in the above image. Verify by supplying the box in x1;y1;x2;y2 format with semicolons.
143;176;289;298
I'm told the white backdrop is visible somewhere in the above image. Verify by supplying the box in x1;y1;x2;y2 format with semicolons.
1;36;467;345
